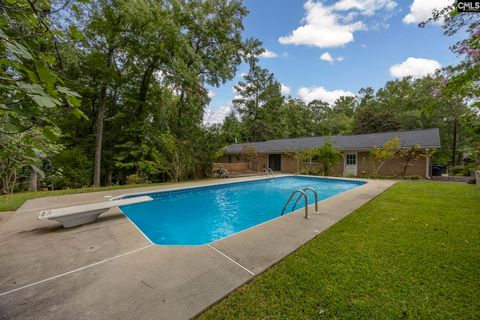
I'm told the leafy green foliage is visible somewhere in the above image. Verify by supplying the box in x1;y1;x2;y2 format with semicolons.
316;143;341;176
0;125;60;193
233;62;286;141
49;148;92;189
352;107;400;134
428;6;479;104
59;0;254;186
0;1;85;132
126;174;146;185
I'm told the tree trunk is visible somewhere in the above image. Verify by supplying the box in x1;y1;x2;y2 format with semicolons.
106;169;113;186
28;170;38;192
138;61;155;115
93;49;114;187
93;93;106;187
402;148;415;178
10;168;16;194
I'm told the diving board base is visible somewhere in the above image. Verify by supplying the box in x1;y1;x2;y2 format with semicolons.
48;209;108;228
38;196;153;228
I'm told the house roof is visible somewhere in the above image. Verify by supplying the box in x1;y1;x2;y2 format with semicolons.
224;128;441;154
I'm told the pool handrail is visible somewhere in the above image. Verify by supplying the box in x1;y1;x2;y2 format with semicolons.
292;187;319;214
268;168;274;177
281;189;309;219
262;168;275;179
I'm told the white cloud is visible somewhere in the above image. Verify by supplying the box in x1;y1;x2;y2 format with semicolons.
204;103;237;126
320;52;345;64
281;84;292;95
259;49;278;58
207;90;215;99
333;0;397;16
320;52;334;63
297;86;354;104
403;0;453;24
389;57;441;78
279;1;366;48
361;43;367;48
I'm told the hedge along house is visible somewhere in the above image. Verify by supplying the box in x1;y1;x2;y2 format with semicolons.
217;128;441;178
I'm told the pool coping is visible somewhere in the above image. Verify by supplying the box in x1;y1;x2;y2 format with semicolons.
113;174;368;247
0;175;396;320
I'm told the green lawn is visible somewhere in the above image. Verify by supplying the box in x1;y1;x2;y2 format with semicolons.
197;182;480;319
0;181;191;212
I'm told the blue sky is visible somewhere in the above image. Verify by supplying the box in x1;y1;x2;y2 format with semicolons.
204;0;458;124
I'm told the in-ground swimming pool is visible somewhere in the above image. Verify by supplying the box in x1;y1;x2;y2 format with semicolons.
118;176;365;245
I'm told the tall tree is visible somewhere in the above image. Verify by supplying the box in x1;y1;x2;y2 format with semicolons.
283;99;314;138
221;112;244;144
352;107;400;134
61;0;256;185
233;61;285;141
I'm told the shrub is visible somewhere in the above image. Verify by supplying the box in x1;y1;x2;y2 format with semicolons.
451;164;474;177
49;148;92;189
126;174;145;185
316;143;340;176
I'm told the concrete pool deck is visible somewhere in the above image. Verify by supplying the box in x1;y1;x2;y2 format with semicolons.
0;176;395;320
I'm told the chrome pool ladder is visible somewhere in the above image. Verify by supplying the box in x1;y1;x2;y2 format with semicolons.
281;187;320;219
262;168;275;179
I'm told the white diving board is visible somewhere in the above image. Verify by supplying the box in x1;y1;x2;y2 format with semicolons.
38;196;153;228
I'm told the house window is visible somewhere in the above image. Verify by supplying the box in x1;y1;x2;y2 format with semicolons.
346;154;356;165
227;155;232;163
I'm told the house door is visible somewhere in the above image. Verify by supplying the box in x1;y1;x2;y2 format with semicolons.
268;154;282;171
344;152;357;176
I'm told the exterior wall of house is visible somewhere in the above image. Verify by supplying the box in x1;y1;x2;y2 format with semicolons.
380;152;428;177
256;154;268;171
216;155;228;163
357;151;372;177
217;149;429;177
216;154;267;171
213;163;251;173
281;154;298;173
356;150;428;177
331;158;344;176
217;154;244;163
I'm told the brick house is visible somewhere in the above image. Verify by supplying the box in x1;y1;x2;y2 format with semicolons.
216;128;441;178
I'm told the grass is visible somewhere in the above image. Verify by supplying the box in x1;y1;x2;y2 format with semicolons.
197;182;480;319
0;181;194;212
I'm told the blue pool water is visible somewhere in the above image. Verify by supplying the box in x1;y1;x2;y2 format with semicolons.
119;176;365;245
